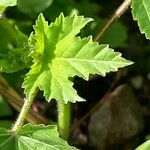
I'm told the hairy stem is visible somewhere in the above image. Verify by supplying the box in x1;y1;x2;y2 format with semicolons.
12;96;35;134
95;0;131;42
57;102;71;140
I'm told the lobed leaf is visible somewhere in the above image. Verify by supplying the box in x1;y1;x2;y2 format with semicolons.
132;0;150;39
23;13;133;103
0;123;77;150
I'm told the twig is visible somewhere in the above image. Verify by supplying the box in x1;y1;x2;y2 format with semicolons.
12;97;35;134
95;0;132;42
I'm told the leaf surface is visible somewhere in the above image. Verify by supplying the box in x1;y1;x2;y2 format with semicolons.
0;0;17;14
0;28;32;73
23;13;133;103
17;0;53;16
0;123;76;150
135;140;150;150
132;0;150;39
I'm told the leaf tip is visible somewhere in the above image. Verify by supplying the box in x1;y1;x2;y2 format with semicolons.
126;60;134;66
59;12;65;20
36;13;46;26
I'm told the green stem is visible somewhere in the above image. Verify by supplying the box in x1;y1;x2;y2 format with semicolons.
57;102;71;140
11;98;34;134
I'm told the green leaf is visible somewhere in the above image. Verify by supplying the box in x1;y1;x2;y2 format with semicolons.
0;27;32;73
23;13;133;103
135;140;150;150
132;0;150;39
75;0;101;17
100;21;127;47
0;0;17;14
0;20;17;53
0;123;76;150
17;0;53;16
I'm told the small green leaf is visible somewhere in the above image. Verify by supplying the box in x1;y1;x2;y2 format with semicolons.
23;13;133;103
132;0;150;39
136;140;150;150
0;0;17;14
0;123;77;150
